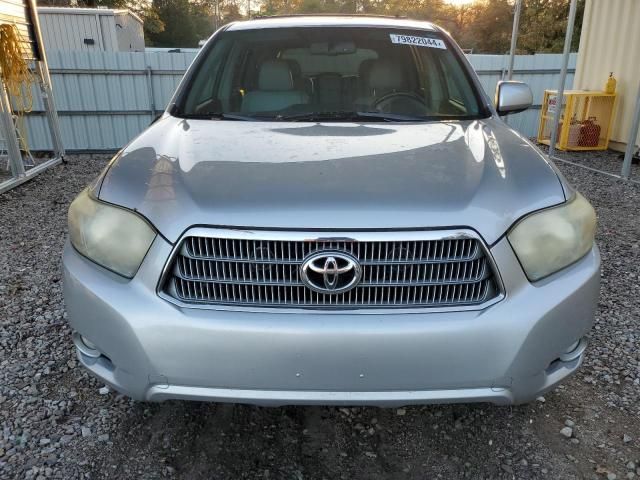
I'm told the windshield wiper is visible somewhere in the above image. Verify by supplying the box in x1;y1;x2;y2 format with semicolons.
178;112;264;121
178;111;433;122
275;111;428;122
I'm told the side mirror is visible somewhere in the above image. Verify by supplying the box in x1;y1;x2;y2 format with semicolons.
495;81;533;116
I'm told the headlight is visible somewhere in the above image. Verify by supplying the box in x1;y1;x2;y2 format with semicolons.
68;189;156;278
508;193;596;281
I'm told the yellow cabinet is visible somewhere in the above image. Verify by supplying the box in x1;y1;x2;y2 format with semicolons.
537;90;617;151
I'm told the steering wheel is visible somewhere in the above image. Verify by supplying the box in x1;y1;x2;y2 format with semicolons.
373;92;427;115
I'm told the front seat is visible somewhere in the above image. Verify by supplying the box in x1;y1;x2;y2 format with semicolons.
355;59;406;109
241;60;309;113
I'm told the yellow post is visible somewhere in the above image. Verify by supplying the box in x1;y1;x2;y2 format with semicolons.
537;90;550;144
558;94;574;150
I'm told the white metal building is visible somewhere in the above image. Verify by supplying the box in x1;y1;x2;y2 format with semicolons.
574;0;640;152
37;7;144;52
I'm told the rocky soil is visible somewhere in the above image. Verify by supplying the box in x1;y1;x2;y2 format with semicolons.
0;150;639;480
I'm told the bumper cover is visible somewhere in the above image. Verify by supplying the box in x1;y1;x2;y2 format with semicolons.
63;235;600;406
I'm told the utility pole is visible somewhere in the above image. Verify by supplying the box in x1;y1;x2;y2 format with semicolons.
622;84;640;179
214;0;219;30
548;0;578;159
507;0;522;80
248;0;251;18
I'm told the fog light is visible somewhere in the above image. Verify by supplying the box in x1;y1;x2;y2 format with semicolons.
81;335;97;350
565;340;580;353
559;338;587;362
72;331;101;358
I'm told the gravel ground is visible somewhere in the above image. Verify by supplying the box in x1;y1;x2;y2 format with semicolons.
1;150;639;480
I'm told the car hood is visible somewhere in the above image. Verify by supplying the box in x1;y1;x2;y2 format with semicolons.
99;115;566;244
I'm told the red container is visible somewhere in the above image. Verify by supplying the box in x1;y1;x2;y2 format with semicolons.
578;117;601;147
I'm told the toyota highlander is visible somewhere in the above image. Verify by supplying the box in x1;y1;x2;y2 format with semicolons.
63;15;599;406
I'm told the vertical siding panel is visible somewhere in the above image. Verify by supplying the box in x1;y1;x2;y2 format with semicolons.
39;16;54;51
100;15;116;51
575;0;640;147
37;10;142;53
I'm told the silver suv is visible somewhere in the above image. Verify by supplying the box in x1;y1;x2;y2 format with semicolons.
63;16;599;406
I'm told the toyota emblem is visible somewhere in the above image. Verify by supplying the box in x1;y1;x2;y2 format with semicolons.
300;251;362;294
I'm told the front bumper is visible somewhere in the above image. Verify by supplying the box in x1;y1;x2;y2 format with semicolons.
62;236;600;406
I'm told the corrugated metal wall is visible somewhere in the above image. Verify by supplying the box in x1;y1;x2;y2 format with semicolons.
38;9;119;51
470;53;576;138
114;11;144;52
98;14;118;50
19;51;575;151
22;50;197;150
575;0;640;149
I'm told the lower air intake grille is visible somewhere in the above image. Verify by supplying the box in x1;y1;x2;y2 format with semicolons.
161;231;500;309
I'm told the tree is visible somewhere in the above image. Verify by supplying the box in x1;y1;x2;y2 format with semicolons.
518;0;585;53
37;0;586;53
146;0;212;47
455;0;514;54
220;0;245;25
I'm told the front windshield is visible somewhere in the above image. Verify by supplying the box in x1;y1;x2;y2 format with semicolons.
176;26;488;121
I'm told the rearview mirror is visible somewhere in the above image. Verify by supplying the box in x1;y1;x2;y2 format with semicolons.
310;41;356;55
495;81;533;116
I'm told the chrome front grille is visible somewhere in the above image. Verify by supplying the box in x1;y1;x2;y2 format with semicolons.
161;230;501;309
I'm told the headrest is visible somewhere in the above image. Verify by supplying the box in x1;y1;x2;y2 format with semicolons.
359;58;376;77
369;59;404;90
258;60;294;91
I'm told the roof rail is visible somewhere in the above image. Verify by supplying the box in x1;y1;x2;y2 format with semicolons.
251;13;409;20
